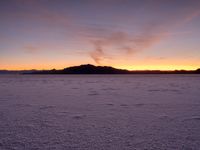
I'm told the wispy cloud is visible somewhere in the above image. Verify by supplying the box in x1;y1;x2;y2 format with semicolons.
87;3;200;64
1;0;200;67
0;0;70;27
88;28;168;64
23;45;40;53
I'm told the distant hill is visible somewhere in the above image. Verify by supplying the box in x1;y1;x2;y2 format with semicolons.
29;64;130;74
1;65;200;74
196;68;200;73
0;70;37;74
0;70;23;74
25;64;200;74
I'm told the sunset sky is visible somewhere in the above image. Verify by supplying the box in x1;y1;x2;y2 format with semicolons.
0;0;200;70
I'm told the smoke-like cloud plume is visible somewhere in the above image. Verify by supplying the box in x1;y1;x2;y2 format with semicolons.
89;29;166;64
88;7;200;64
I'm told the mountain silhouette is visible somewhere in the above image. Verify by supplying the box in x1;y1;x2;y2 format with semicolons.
1;65;200;74
196;68;200;73
24;64;200;74
30;64;129;74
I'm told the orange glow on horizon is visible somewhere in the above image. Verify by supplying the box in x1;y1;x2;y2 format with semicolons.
1;64;199;71
113;65;199;71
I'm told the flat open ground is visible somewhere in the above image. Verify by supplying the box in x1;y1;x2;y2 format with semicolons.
0;75;200;150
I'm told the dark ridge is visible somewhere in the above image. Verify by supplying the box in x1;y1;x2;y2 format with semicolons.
29;64;129;74
196;68;200;73
0;70;37;74
22;64;200;74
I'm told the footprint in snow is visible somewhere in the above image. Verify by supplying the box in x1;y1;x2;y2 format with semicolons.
183;116;200;122
120;104;128;107
39;105;55;110
88;91;99;96
134;103;145;107
72;114;86;119
106;103;114;106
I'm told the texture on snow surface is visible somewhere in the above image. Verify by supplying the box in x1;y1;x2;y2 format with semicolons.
0;75;200;150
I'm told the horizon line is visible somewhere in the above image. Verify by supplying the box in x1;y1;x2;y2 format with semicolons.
1;64;199;72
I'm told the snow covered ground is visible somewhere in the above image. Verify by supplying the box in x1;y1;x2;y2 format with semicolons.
0;75;200;150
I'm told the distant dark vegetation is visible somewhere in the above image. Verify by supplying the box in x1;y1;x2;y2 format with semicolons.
24;64;200;74
1;64;200;74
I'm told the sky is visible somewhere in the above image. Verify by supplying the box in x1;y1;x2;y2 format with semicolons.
0;0;200;70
